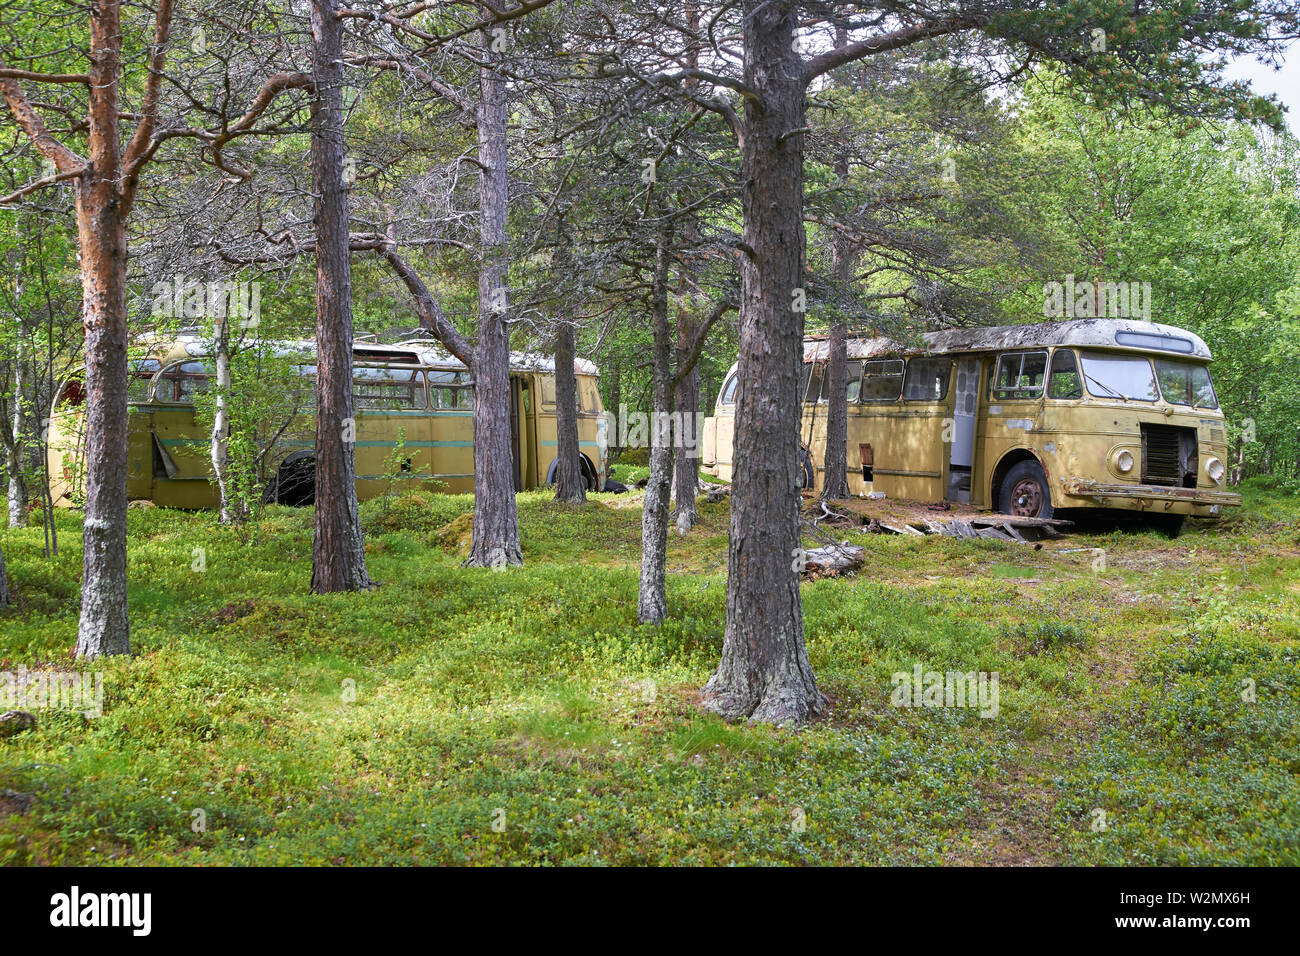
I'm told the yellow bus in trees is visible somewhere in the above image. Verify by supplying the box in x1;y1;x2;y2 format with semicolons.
702;319;1241;528
47;335;609;508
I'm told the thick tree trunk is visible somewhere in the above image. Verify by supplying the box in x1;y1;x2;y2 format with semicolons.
466;36;522;568
672;307;700;531
73;1;131;658
638;227;674;624
210;310;235;523
553;319;586;503
821;316;851;499
701;0;827;724
309;0;373;593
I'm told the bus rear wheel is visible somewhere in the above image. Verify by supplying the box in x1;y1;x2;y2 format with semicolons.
269;454;315;507
999;460;1054;520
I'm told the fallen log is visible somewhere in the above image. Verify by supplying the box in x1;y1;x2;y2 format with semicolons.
801;543;866;577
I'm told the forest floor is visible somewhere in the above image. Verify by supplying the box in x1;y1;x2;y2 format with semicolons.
0;479;1297;865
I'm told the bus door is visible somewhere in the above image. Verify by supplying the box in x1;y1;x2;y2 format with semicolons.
426;368;474;494
947;357;981;502
353;363;434;499
151;360;219;508
510;375;524;491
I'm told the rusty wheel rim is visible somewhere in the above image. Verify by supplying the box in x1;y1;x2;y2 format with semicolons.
1010;477;1043;517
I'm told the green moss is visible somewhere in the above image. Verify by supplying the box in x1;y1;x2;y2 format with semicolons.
1;488;1297;864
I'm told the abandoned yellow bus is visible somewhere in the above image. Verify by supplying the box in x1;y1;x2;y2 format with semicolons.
702;319;1241;529
47;335;609;509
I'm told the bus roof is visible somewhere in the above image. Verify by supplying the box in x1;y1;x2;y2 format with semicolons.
136;334;600;376
803;319;1212;363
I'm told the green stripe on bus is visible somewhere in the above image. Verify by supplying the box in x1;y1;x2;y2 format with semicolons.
158;438;475;449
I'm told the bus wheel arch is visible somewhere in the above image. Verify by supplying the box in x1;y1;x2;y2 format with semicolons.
268;452;316;507
992;450;1054;520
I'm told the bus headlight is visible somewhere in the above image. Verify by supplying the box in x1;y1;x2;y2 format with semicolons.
1111;449;1134;474
1206;457;1225;485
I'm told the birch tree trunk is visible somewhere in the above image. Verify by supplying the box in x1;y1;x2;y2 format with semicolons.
637;225;674;625
553;318;586;503
466;31;523;568
308;0;373;592
671;307;699;531
701;0;827;724
7;352;25;528
210;310;235;524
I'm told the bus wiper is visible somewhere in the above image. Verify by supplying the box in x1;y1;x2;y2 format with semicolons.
1082;371;1129;402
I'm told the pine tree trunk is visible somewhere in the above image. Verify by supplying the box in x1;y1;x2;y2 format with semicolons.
73;1;131;658
308;0;373;593
467;36;522;568
672;307;700;531
821;316;851;498
638;226;674;624
822;63;852;502
701;0;827;724
553;319;587;503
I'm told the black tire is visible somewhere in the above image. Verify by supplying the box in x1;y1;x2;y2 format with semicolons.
271;454;315;507
546;456;598;491
602;478;629;493
998;460;1054;520
1150;514;1185;538
799;446;814;491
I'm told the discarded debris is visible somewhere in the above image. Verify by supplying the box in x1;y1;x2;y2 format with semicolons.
704;484;731;504
801;543;866;577
0;711;36;738
866;513;1071;543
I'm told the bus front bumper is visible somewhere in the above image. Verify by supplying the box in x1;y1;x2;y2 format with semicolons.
1061;477;1241;513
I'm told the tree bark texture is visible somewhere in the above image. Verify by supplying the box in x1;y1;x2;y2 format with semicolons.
701;0;828;724
309;0;374;593
466;33;523;568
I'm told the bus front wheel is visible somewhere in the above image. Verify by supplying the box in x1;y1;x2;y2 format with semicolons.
999;460;1054;520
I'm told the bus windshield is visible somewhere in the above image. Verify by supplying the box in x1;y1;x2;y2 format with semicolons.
1154;358;1218;409
1078;351;1159;402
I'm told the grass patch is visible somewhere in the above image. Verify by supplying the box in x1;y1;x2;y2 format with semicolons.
1;486;1297;864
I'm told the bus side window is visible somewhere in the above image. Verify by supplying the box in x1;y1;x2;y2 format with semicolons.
429;370;471;409
844;360;864;403
903;357;952;401
993;351;1047;400
158;361;212;403
810;360;865;403
128;359;161;403
861;359;904;402
805;363;826;403
719;373;738;406
56;377;86;408
1048;349;1083;400
354;366;422;409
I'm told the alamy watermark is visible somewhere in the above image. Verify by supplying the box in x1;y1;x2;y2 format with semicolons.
2;666;104;718
890;665;999;719
148;274;262;328
1043;274;1150;321
607;404;706;453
